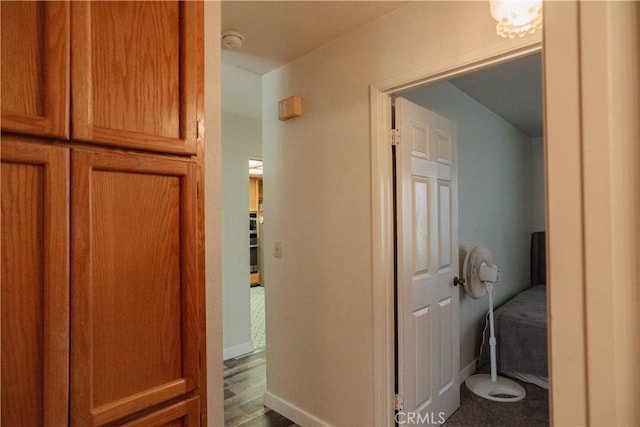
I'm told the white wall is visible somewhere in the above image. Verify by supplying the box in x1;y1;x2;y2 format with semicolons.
222;63;262;120
404;81;533;372
221;62;262;360
262;2;540;425
222;112;262;359
542;2;640;423
204;2;223;424
531;136;546;231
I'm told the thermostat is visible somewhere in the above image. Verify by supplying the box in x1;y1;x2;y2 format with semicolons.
278;96;303;121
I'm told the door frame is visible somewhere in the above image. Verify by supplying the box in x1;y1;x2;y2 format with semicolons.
370;2;640;425
369;40;542;426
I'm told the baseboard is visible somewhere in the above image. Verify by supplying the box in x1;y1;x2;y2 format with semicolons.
264;390;329;427
459;359;477;383
223;341;254;361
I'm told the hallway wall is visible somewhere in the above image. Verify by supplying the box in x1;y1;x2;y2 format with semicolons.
204;1;223;422
222;112;262;359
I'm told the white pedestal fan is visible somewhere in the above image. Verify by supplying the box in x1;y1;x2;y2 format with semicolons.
454;244;526;402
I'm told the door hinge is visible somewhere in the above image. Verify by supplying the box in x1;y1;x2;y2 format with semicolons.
393;394;404;411
390;129;400;146
198;351;202;369
196;180;200;199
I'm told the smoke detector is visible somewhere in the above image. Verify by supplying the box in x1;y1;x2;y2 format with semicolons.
222;31;245;50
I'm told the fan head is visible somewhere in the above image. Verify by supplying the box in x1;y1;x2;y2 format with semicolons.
462;244;495;298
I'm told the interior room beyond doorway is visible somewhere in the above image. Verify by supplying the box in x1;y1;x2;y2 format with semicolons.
393;52;548;424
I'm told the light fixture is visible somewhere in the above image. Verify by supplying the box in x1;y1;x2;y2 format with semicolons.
222;30;245;50
489;0;542;38
249;159;263;176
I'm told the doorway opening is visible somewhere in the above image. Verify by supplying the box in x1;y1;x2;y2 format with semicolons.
396;51;548;423
249;158;265;351
221;155;272;426
220;83;274;423
371;45;549;425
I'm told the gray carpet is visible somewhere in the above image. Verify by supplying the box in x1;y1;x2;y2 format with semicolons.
445;375;549;426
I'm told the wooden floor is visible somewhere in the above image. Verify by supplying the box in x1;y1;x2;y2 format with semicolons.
224;350;297;427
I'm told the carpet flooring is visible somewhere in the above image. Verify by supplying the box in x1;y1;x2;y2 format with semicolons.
445;374;549;426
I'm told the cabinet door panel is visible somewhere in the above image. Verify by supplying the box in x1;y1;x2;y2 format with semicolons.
71;150;199;425
1;137;70;426
1;2;70;138
121;397;199;427
71;1;202;155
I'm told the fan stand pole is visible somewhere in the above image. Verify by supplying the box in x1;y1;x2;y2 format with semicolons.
464;282;526;402
487;282;497;382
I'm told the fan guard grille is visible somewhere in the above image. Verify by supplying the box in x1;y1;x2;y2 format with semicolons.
462;244;494;298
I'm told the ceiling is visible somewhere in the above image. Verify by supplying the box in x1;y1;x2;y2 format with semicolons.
221;2;543;137
222;1;408;75
449;54;543;137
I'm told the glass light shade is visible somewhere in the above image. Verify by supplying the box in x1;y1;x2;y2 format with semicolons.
489;0;542;38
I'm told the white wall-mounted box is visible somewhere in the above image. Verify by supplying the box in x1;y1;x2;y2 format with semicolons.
278;96;303;121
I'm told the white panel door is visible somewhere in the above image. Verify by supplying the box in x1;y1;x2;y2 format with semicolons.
395;97;459;423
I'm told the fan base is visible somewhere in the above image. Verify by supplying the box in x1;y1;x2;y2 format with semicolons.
465;374;526;402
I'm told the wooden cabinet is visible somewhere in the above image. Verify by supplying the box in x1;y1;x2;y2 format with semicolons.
1;1;206;425
1;1;202;155
70;149;199;425
0;2;70;138
249;178;262;212
1;137;70;426
1;138;203;425
121;397;200;427
71;1;202;154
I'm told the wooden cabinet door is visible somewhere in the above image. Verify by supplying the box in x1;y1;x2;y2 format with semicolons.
71;150;199;425
1;2;70;138
249;178;258;212
122;397;199;427
1;137;70;426
71;1;202;155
